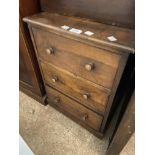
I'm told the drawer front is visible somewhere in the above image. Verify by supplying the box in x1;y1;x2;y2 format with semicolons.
32;28;120;89
41;62;109;115
45;85;103;131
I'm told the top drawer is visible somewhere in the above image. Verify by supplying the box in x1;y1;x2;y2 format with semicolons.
32;28;121;89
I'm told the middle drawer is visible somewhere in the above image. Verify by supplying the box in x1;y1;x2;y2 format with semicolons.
40;61;110;116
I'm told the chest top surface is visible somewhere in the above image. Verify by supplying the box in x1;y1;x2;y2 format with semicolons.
23;12;135;54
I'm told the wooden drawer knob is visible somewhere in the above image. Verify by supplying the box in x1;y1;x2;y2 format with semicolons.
82;114;88;121
53;97;60;103
85;63;94;71
83;93;90;100
46;47;54;54
51;76;58;83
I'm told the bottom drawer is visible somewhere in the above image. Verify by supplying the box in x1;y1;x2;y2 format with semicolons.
45;85;103;131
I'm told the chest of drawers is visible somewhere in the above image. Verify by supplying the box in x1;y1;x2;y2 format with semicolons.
24;12;134;137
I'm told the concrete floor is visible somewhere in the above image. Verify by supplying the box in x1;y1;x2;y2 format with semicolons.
19;91;134;155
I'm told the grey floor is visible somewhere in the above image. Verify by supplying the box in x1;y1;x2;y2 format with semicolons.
19;91;134;155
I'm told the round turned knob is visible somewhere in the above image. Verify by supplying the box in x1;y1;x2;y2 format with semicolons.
83;93;90;100
46;47;54;54
85;63;94;71
51;76;58;83
53;97;60;103
82;114;88;121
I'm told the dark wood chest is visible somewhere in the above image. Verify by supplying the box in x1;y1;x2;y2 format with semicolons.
23;11;134;136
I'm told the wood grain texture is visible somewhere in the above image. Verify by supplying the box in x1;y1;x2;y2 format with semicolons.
46;85;103;131
19;36;32;86
32;28;119;89
32;27;121;68
24;12;134;135
100;54;129;132
40;61;110;115
23;12;135;53
19;21;43;96
40;0;135;29
46;97;104;138
19;0;46;103
106;91;135;155
20;0;40;17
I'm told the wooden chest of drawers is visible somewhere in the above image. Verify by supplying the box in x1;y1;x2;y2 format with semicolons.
24;12;134;137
